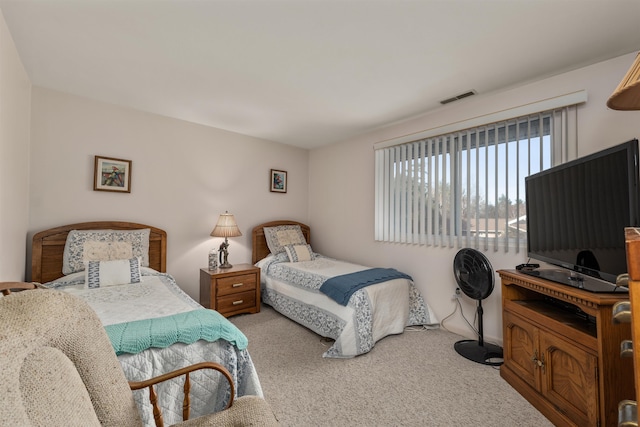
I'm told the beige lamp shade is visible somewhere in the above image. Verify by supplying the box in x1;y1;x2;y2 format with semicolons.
607;52;640;110
210;212;242;238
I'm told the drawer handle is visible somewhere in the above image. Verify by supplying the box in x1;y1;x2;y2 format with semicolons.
613;301;632;323
617;273;630;288
232;300;244;305
232;283;244;288
618;399;637;426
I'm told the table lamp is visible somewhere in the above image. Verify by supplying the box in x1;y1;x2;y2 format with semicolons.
210;211;242;268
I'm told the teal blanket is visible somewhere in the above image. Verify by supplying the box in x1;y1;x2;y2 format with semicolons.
105;309;248;356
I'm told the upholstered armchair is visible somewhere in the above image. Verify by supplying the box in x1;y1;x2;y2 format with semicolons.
0;288;278;427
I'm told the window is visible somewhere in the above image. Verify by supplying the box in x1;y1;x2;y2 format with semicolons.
375;101;581;253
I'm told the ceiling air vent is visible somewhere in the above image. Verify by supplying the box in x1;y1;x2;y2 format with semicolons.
440;90;477;105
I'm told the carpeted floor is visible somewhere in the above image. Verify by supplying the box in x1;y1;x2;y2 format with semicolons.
230;304;553;427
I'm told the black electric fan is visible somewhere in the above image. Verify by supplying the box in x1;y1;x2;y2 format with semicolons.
452;248;503;366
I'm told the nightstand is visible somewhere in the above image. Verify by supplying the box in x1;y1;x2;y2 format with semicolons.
199;264;261;318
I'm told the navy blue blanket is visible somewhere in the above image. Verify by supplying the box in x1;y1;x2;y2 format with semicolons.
319;268;412;306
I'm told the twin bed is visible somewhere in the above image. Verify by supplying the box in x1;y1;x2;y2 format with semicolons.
251;220;439;358
32;221;262;426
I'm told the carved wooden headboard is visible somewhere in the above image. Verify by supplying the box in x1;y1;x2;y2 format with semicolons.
251;220;310;264
31;221;167;283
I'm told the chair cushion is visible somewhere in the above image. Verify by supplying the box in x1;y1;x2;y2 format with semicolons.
19;347;101;426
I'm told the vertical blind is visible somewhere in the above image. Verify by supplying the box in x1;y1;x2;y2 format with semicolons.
375;105;578;252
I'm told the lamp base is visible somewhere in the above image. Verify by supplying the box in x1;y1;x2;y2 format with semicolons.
219;262;233;269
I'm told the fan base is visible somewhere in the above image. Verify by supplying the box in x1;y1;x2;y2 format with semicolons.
454;339;503;366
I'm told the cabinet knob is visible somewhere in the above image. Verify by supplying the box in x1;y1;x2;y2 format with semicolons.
617;273;630;288
613;301;632;324
531;350;545;369
618;399;637;426
621;340;634;358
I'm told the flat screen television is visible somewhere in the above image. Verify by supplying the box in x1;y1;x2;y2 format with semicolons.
524;138;639;293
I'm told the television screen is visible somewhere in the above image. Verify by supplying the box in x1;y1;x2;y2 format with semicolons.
524;138;639;292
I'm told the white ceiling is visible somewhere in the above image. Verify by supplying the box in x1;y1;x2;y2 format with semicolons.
1;0;640;149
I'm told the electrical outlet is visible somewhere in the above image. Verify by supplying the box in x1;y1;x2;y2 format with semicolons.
452;288;461;301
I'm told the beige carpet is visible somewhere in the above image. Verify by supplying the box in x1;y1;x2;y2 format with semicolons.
230;304;553;427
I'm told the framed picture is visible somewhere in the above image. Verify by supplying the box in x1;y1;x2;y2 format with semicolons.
94;156;132;193
270;169;287;193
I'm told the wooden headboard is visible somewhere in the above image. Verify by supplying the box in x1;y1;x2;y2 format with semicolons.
251;220;311;264
31;221;167;283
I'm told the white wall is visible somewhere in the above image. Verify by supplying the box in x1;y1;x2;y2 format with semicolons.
0;10;31;281
29;87;309;300
308;52;640;344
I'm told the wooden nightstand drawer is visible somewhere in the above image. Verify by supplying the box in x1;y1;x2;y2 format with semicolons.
199;264;260;318
216;290;257;315
216;274;257;296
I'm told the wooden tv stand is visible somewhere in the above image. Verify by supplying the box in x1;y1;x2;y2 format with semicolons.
499;269;634;427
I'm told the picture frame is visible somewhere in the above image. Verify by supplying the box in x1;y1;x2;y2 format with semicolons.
270;169;287;193
94;156;132;193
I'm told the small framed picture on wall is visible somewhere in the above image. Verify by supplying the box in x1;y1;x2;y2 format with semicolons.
270;169;287;193
94;156;132;193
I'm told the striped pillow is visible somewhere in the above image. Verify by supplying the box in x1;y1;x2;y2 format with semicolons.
85;257;141;289
284;244;314;263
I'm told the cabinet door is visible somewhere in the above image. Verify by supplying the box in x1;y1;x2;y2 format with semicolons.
539;331;599;427
504;311;540;390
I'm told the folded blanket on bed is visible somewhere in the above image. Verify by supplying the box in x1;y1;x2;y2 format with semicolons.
105;309;248;355
319;268;412;306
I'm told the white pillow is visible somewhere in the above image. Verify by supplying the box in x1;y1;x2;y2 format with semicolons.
284;244;314;262
263;225;307;255
85;257;141;289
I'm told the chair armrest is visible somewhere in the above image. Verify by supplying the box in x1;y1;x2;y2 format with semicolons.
176;396;279;427
129;361;235;427
0;281;38;296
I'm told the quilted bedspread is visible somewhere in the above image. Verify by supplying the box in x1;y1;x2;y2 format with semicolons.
257;253;439;358
43;270;263;426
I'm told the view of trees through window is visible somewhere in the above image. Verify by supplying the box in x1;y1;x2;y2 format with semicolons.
392;117;552;247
